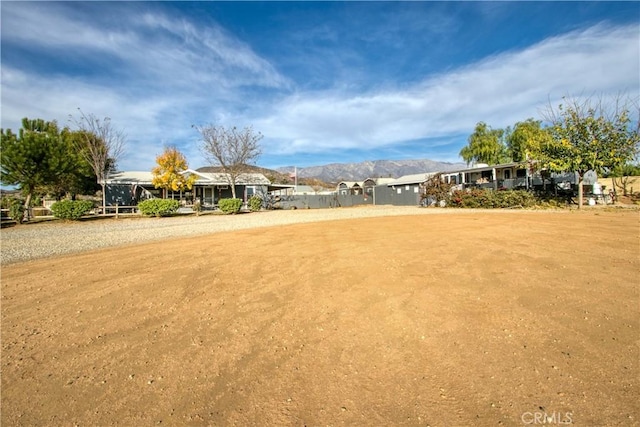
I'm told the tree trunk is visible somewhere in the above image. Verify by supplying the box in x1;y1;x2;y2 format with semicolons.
577;174;584;209
22;193;32;222
101;182;106;215
230;179;237;199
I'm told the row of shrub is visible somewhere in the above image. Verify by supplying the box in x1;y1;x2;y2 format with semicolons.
50;200;95;219
447;189;538;209
4;195;265;223
137;199;180;217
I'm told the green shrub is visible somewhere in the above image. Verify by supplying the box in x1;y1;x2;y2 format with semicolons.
50;200;95;220
137;199;179;217
448;189;536;209
493;190;537;208
2;197;26;223
218;198;243;214
248;195;262;212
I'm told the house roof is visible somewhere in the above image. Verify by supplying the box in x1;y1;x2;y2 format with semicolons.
293;185;316;194
337;181;363;188
104;171;154;185
373;177;396;185
390;172;437;186
183;169;271;185
105;170;271;186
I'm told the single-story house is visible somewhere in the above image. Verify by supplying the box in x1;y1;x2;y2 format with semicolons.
439;162;600;195
104;169;270;207
440;162;530;190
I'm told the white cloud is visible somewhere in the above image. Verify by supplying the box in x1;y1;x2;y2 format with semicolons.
1;2;290;170
256;23;639;156
1;0;637;172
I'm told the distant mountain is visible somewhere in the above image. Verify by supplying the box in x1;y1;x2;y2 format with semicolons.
277;159;466;183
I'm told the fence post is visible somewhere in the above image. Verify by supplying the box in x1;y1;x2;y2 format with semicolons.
115;203;119;219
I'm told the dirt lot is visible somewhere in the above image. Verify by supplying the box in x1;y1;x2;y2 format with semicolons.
1;210;638;426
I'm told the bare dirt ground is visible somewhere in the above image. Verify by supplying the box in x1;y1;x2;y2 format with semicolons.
1;210;638;426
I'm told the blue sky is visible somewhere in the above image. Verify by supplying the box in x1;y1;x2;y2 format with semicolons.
1;1;639;172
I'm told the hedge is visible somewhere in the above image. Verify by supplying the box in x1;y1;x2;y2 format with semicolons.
2;197;26;223
50;200;95;220
448;189;537;209
137;199;180;217
248;195;262;212
218;198;243;214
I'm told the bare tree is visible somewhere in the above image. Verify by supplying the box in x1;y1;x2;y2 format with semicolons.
194;125;263;199
70;109;126;213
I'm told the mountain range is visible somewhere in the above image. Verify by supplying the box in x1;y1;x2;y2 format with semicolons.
277;159;467;183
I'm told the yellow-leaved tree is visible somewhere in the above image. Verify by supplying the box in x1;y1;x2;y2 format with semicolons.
151;146;197;198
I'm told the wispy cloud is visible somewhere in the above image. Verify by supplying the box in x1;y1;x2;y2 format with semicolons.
1;2;291;169
255;23;639;158
1;2;638;171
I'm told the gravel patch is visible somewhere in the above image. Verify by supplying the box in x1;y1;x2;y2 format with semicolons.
1;206;545;265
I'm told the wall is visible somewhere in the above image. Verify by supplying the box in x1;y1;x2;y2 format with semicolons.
373;184;422;206
597;176;640;195
273;194;373;209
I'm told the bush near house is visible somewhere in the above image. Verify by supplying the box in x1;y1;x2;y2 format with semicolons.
137;199;180;217
1;197;26;224
248;195;262;212
448;189;537;209
50;200;95;220
218;198;243;214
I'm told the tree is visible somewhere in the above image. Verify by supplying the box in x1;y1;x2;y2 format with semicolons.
459;122;511;166
40;129;100;200
605;162;640;197
420;173;454;206
506;118;553;163
70;110;126;213
151;146;197;198
541;94;640;208
1;118;85;220
194;125;263;199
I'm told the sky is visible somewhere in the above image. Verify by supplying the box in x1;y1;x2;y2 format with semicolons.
1;1;639;173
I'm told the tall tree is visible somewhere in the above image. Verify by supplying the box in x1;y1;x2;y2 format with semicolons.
1;118;82;219
151;146;197;198
541;94;640;208
459;122;511;166
40;129;100;199
506;118;553;164
194;125;263;199
70;110;126;213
